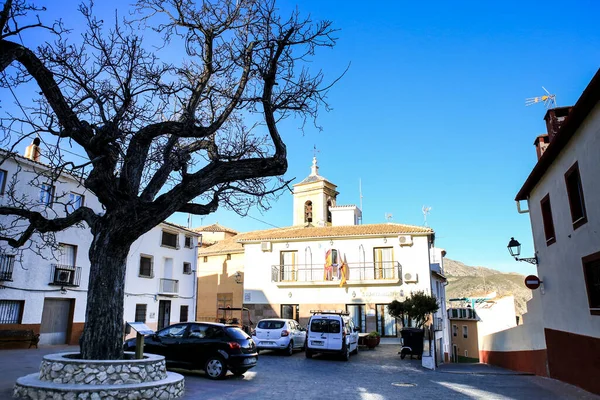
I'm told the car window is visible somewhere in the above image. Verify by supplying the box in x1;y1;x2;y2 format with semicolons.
188;324;207;339
157;324;187;338
205;326;225;339
258;320;285;329
310;319;327;333
329;320;341;334
226;327;251;339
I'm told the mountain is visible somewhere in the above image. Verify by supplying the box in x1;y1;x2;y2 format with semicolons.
444;258;532;317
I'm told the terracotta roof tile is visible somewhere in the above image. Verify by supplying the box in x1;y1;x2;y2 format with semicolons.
198;235;245;255
238;223;432;242
193;223;238;234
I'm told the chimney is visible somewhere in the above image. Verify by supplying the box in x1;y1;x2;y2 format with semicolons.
544;106;572;142
534;134;550;160
24;137;41;162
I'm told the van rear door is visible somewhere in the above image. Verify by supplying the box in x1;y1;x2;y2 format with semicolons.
327;318;343;351
308;317;329;350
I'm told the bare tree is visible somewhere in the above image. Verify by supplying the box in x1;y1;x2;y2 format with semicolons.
0;0;338;359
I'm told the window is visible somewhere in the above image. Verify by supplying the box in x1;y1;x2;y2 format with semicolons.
135;304;147;322
565;162;587;229
540;194;556;245
39;183;55;206
183;262;192;275
452;324;457;337
465;350;468;357
184;236;193;249
139;255;153;277
180;305;189;322
161;230;178;248
67;192;84;213
304;200;313;223
58;243;77;267
463;325;468;338
280;251;297;281
203;256;208;263
0;300;24;324
217;293;233;319
374;247;394;279
0;169;7;195
582;251;600;316
327;199;332;223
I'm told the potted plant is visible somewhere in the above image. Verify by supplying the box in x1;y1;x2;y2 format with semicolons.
366;331;380;349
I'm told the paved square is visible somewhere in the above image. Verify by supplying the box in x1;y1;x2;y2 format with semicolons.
0;345;597;399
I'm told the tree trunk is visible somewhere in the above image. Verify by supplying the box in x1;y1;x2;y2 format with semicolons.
80;228;132;360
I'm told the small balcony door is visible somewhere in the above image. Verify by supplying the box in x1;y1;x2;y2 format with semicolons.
58;244;77;267
373;247;394;279
280;251;297;281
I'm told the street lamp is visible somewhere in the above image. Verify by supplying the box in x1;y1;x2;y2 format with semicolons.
507;237;538;265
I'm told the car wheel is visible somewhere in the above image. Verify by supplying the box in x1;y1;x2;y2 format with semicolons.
285;340;294;356
231;368;248;376
305;349;313;359
205;356;227;380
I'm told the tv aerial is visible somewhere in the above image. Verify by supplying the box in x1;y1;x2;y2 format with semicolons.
385;213;393;222
422;206;432;227
525;87;557;109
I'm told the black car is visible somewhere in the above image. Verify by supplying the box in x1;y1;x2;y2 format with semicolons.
123;322;258;379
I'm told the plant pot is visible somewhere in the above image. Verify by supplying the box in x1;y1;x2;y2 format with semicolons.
366;337;378;349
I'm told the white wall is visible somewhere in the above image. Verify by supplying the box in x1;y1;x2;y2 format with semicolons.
526;102;600;339
243;234;433;307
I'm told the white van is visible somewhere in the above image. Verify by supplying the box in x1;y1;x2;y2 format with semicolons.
305;310;359;361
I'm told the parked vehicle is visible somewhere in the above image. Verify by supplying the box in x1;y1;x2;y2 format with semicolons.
217;306;254;335
399;327;424;360
305;310;359;361
123;322;258;379
251;318;306;355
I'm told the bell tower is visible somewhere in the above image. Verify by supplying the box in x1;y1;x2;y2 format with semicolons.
292;157;338;226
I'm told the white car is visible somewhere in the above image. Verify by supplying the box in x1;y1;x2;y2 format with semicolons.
305;310;359;361
252;318;307;356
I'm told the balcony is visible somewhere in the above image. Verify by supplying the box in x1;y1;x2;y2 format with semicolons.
0;253;15;281
159;278;179;295
448;308;478;320
49;264;82;287
271;261;402;287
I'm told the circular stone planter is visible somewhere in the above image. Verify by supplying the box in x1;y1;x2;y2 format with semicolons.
13;352;184;399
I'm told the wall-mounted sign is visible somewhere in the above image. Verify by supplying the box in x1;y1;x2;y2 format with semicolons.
524;275;542;290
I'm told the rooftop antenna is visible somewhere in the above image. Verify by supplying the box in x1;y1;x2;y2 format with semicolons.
422;205;431;227
385;213;393;222
525;87;557;109
359;178;363;211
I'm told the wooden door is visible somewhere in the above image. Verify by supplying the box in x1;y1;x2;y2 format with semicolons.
39;299;72;345
158;300;171;330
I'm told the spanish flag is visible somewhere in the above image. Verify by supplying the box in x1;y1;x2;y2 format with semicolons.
339;254;348;287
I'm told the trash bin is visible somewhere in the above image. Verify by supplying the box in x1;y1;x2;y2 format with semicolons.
400;328;424;359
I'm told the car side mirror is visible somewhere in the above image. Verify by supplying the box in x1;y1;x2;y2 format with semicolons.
354;327;360;332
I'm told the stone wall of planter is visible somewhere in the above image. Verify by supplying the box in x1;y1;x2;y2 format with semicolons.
13;352;184;400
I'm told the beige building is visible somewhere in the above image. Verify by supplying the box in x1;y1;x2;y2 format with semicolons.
449;308;479;362
195;224;246;325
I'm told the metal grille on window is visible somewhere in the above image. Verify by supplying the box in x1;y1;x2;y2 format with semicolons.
0;300;23;324
139;256;152;277
135;304;147;322
183;262;191;274
180;305;189;322
161;231;178;248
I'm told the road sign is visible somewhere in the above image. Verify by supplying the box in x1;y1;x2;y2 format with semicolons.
524;275;542;290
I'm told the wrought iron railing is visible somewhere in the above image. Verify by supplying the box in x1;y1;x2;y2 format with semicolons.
159;278;179;294
0;253;15;281
49;264;82;287
271;261;401;283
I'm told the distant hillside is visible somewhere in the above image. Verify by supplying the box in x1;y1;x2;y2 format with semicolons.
444;258;532;317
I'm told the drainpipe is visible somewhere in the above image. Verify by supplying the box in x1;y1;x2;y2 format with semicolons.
516;201;529;214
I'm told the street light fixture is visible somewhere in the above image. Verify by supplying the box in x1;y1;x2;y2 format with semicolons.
234;271;243;284
507;237;538;265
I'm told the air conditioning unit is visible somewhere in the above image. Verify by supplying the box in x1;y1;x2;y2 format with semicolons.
55;269;73;284
261;241;272;252
403;272;418;283
398;234;413;246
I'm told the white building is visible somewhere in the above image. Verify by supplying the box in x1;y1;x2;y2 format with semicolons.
481;69;600;395
237;157;450;365
0;149;198;346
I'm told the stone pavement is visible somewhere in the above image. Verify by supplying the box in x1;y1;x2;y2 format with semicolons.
1;344;598;400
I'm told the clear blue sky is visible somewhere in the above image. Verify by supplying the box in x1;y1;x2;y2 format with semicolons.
11;0;600;274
